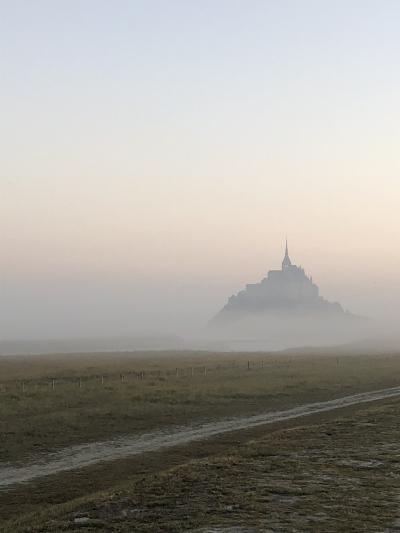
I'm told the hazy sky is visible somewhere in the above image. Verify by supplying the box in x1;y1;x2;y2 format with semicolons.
1;1;400;338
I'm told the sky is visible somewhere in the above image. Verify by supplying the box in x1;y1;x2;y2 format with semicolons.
1;0;400;339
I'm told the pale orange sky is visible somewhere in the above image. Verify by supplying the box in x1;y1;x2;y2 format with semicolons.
1;1;400;338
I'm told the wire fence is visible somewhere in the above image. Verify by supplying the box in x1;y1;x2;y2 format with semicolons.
0;359;277;395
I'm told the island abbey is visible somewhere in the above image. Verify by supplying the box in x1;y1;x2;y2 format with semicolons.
210;241;345;326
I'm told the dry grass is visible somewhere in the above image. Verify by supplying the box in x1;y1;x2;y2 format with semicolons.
2;351;400;464
7;397;400;532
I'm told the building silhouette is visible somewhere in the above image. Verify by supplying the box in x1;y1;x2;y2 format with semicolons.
210;241;346;327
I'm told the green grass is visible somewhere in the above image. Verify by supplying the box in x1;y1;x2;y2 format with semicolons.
2;350;400;464
2;350;400;530
6;397;400;532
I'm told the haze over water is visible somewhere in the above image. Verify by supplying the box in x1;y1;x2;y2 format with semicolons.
1;1;400;341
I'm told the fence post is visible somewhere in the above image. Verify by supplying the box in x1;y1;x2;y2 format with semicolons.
176;368;179;377
79;377;82;389
101;375;104;385
22;381;25;393
52;379;55;390
247;361;250;371
204;366;207;376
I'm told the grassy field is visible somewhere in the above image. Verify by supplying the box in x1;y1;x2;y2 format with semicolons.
2;350;400;464
5;394;400;531
2;350;400;531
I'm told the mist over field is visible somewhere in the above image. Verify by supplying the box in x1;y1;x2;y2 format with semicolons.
2;243;400;353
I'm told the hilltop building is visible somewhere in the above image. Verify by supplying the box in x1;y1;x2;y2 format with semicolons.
210;241;346;327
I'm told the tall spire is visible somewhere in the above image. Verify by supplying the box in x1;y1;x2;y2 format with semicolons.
282;237;292;270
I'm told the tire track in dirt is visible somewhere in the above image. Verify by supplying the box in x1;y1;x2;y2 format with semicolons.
2;385;400;489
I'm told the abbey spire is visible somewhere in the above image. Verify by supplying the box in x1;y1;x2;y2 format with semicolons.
282;238;292;270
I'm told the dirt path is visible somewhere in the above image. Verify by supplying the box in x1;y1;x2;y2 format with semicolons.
2;385;400;490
